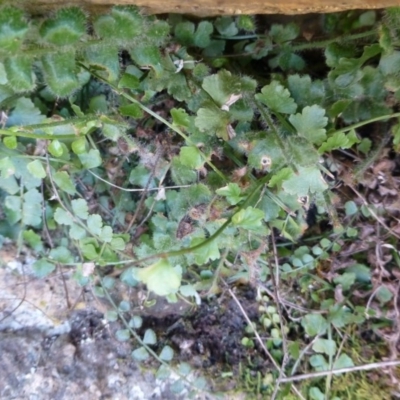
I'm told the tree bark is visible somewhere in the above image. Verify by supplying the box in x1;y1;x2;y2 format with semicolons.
28;0;400;16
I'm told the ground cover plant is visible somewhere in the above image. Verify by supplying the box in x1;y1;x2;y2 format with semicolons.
1;3;400;398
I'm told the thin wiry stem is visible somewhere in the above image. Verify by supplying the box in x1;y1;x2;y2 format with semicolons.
270;229;290;400
280;360;400;383
225;281;306;400
88;170;190;192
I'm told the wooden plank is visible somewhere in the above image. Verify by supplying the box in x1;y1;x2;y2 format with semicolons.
26;0;400;16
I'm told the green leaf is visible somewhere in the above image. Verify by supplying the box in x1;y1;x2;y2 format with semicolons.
329;44;381;88
42;51;80;97
27;160;46;179
0;6;28;52
301;314;328;336
237;15;255;31
333;354;354;370
258;195;280;222
85;214;102;236
310;354;329;372
78;149;102;169
376;286;393;305
318;131;360;153
268;167;294;189
118;300;131;312
70;137;86;155
4;56;34;92
119;103;143;119
379;51;400;76
248;135;286;170
191;237;220;265
329;304;353;328
71;103;84;117
69;223;86;240
195;106;230;140
347;264;371;283
0;176;20;194
164;69;192;101
194;377;208;390
53;171;76;195
100;225;113;242
312;338;337;357
346;227;358;238
49;246;73;263
379;23;393;52
94;6;143;42
0;157;15;179
282;167;328;197
71;199;89;220
179;146;203;169
129;315;143;329
102;123;122;141
173;20;212;48
170;158;197;185
23;230;43;252
216;183;242;205
39;7;86;46
54;207;73;225
179;284;201;305
357;10;376;27
129;164;155;188
85;44;120;82
333;272;356;291
119;268;139;288
143;328;157;345
132;346;149;361
178;362;192;376
232;207;264;230
256;81;297;114
6;98;44;126
32;259;56;278
23;188;42;226
171;108;190;129
137;259;182;296
202;70;245;106
80;239;99;260
159;345;174;361
328;99;352;118
358;138;372;154
105;310;118;321
215;17;238;37
48;140;64;158
147;20;169;44
309;387;325;400
118;72;140;90
174;21;195;46
115;329;130;342
244;38;271;59
88;94;108;115
345;200;358;216
194;21;213;48
270;23;299;43
129;45;162;73
111;237;126;251
269;50;305;71
289;105;328;145
4;136;17;149
288;74;325;109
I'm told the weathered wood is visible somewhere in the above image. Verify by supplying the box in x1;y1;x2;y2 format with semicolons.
26;0;400;16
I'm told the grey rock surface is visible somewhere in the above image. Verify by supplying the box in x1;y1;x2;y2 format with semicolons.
0;245;219;400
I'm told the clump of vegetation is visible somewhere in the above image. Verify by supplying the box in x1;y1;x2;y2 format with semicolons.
1;3;400;398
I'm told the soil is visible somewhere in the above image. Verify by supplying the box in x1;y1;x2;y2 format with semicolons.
0;243;258;400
